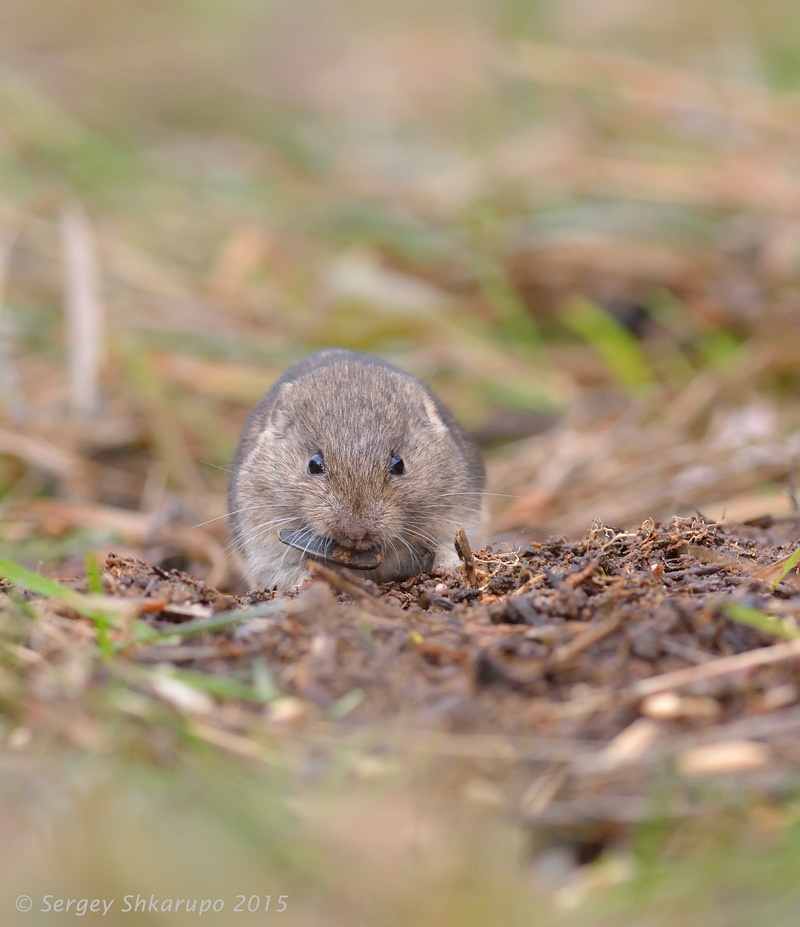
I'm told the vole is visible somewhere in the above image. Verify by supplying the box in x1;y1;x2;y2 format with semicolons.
228;348;486;590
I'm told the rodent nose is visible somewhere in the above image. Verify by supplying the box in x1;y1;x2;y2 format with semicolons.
343;526;370;543
340;517;373;545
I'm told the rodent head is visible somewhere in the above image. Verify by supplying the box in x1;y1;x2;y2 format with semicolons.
239;360;476;556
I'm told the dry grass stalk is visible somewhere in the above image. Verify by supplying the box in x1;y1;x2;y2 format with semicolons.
628;638;800;700
61;203;104;419
504;41;800;137
0;225;25;423
20;498;230;587
678;740;772;777
0;430;80;479
493;385;800;535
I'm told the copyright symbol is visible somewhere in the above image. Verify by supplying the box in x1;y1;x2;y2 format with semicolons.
15;895;32;912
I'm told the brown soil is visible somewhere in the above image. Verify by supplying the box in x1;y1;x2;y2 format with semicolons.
106;513;800;733
10;513;800;837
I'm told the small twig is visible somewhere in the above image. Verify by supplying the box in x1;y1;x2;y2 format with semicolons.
307;560;379;599
563;556;604;589
418;591;456;611
547;612;625;668
133;640;274;663
658;638;715;665
454;528;478;587
133;644;231;663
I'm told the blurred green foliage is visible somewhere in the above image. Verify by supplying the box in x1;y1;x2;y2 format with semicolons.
2;3;800;924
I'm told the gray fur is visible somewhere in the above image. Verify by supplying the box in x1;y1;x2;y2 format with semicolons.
229;349;486;590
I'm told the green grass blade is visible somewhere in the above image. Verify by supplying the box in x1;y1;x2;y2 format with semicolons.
770;545;800;592
0;557;116;624
723;602;800;640
563;296;655;394
0;557;118;656
85;550;104;594
162;666;277;704
143;601;284;640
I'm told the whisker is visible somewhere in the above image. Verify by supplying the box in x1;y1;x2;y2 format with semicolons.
225;514;300;553
199;459;233;474
194;504;287;529
432;491;521;500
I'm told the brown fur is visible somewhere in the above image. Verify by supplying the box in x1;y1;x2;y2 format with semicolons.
229;349;486;590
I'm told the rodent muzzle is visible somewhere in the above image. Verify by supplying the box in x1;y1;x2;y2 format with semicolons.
337;516;376;548
278;528;383;571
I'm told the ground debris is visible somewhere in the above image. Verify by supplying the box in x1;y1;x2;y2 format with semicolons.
4;514;800;829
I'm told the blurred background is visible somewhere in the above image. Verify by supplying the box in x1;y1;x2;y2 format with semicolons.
1;0;800;588
4;4;800;925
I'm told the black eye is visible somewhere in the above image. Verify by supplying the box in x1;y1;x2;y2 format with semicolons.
389;453;405;476
308;452;325;474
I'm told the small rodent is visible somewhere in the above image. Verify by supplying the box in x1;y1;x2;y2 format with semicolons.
229;348;486;590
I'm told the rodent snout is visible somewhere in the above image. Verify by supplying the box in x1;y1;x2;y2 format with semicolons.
337;514;378;549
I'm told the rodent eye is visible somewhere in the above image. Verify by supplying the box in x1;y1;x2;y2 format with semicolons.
308;452;325;475
389;453;405;476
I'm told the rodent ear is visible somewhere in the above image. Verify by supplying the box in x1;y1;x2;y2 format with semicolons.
421;395;448;434
267;384;293;435
269;406;291;434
